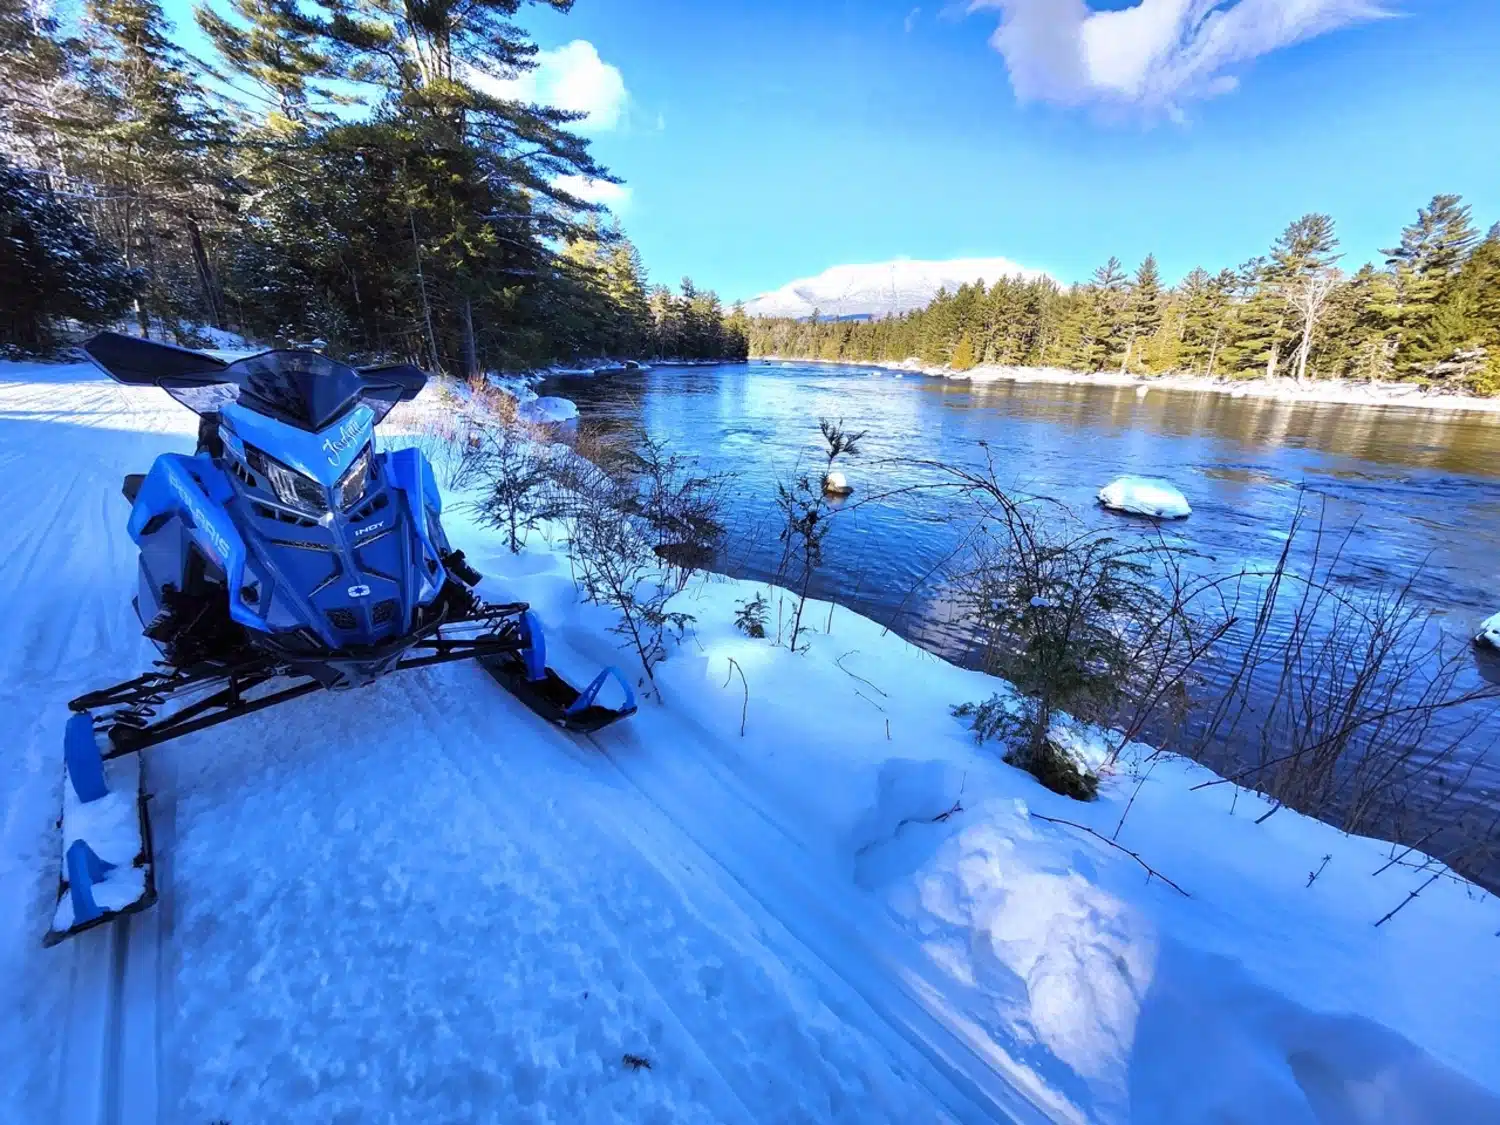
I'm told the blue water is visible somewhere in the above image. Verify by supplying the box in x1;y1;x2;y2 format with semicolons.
543;360;1500;656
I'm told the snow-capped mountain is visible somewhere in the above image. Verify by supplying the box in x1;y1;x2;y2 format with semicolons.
742;256;1050;320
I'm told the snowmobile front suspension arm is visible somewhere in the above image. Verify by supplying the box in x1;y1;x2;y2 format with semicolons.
85;632;536;757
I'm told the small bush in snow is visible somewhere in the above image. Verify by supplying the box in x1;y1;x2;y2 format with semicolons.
916;445;1226;787
562;470;692;700
549;425;723;699
616;433;726;592
734;593;769;638
775;418;865;651
952;695;1100;801
453;421;560;553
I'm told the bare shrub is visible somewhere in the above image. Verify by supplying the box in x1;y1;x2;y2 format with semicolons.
451;421;560;553
547;424;725;700
926;447;1231;799
1188;499;1500;848
616;434;727;592
775;418;865;652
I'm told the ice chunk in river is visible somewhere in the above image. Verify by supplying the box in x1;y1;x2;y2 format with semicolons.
1478;611;1500;650
1098;475;1191;519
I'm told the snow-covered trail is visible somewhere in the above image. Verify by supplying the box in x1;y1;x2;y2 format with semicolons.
0;365;1034;1123
0;366;194;1125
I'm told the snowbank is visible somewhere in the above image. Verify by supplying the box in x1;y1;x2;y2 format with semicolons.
1098;475;1192;519
517;395;579;426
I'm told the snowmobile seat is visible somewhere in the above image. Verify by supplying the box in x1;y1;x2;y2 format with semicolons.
122;474;145;505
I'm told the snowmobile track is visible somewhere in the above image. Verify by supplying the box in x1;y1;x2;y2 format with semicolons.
581;723;1057;1125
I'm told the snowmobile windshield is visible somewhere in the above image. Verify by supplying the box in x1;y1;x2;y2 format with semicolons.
223;351;408;432
80;333;425;427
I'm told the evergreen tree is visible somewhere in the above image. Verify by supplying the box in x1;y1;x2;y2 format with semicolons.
950;331;977;371
194;0;339;131
1;0;68;161
1082;257;1128;371
0;158;138;351
66;0;231;335
1425;226;1500;392
1120;254;1163;373
1383;194;1481;374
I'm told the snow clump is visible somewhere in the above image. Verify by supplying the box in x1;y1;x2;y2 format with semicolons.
1098;476;1191;519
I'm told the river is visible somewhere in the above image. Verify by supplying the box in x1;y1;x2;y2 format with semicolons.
539;359;1500;871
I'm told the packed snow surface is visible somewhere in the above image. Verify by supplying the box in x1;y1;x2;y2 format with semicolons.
1478;611;1500;650
744;257;1051;320
2;358;1497;1125
518;395;580;426
1097;476;1192;519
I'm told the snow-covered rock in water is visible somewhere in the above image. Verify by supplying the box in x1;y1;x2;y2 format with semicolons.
1477;611;1500;650
1098;476;1191;519
517;396;579;426
823;470;853;497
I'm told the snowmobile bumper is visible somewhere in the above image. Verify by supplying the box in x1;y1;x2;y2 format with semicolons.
44;713;157;946
478;611;638;734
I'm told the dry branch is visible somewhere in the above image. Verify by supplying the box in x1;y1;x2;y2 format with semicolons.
1030;812;1191;897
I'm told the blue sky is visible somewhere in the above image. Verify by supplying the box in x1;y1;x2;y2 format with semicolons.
163;0;1500;302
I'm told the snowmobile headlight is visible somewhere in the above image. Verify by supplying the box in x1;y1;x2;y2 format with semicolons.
247;446;327;515
336;446;371;510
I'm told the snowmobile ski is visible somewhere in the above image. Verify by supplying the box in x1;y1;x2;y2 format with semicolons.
45;714;158;946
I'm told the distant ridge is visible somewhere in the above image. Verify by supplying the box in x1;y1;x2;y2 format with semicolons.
743;257;1050;320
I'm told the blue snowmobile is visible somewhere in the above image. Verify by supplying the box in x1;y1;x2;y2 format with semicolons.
48;332;635;946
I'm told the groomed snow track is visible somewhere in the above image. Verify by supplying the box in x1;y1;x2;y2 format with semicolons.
1;362;1053;1125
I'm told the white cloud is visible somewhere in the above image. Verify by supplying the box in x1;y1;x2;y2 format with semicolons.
469;40;628;132
554;175;632;212
970;0;1390;118
906;6;922;32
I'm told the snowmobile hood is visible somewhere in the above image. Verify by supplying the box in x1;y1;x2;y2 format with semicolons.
221;399;375;487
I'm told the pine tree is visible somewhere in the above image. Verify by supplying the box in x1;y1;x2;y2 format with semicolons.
950;331;977;371
0;158;138;351
1178;267;1233;375
1424;226;1500;392
1;0;70;164
1120;254;1163;374
1081;257;1128;371
1384;194;1481;375
64;0;231;335
195;0;339;131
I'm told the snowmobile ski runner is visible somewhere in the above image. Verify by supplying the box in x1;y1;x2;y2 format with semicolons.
46;332;635;946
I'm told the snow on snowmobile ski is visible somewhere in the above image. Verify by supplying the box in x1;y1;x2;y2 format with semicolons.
46;332;636;946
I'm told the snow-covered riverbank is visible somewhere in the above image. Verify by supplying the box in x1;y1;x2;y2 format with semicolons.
761;355;1500;415
3;359;1498;1124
